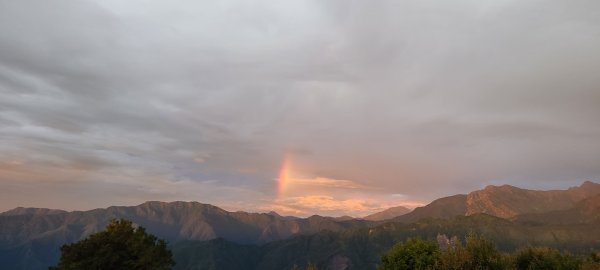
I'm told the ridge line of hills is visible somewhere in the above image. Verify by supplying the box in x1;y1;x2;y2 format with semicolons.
1;181;599;269
6;180;598;221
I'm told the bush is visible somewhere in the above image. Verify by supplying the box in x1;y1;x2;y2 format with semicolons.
463;234;506;270
582;253;600;270
49;219;174;270
435;239;470;270
514;247;582;270
379;238;440;270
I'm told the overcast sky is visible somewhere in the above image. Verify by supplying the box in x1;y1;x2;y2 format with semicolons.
1;0;599;217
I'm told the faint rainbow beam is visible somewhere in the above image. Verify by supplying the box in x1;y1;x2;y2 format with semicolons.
277;156;291;197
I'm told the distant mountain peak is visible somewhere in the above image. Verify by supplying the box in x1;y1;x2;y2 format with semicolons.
333;215;355;221
393;180;600;223
363;206;412;221
485;184;512;188
577;180;599;189
267;211;282;217
467;180;600;219
137;201;227;212
0;207;67;216
141;200;210;207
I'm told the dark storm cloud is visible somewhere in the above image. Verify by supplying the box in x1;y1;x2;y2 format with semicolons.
1;0;599;214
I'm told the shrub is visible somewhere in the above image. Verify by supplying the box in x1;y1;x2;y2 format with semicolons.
49;219;174;270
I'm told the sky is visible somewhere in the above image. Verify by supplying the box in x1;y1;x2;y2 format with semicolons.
1;0;599;217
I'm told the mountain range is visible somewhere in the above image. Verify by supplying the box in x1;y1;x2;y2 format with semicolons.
362;206;411;221
1;181;599;269
0;201;373;269
170;213;600;270
389;181;600;223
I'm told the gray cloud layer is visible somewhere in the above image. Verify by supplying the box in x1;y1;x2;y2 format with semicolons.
1;0;599;215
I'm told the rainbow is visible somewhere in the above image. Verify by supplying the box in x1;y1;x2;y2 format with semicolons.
277;156;291;196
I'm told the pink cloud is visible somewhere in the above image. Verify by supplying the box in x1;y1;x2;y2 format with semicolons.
289;177;367;189
271;194;422;217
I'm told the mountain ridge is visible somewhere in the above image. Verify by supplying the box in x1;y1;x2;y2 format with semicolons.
513;193;600;225
2;181;600;269
0;201;374;269
362;206;411;221
0;207;68;216
376;181;600;222
465;181;600;218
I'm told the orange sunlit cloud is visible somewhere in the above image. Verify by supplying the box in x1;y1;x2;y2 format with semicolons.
279;195;370;211
272;156;423;217
289;177;367;189
271;195;423;217
276;156;368;196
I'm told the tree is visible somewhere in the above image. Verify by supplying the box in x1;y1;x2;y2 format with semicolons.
379;238;440;270
582;252;600;270
49;219;175;270
434;234;510;270
435;239;470;270
514;247;581;270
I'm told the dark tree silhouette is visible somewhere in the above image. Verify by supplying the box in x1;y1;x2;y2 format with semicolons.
49;219;174;270
379;238;440;270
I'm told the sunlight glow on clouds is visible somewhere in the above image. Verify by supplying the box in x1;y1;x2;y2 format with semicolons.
276;196;372;215
1;0;599;215
270;193;423;217
289;177;367;189
270;159;420;217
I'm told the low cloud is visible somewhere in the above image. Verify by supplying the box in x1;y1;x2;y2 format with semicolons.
290;177;367;189
271;194;423;217
274;196;378;217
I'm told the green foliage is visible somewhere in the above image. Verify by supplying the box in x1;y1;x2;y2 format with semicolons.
49;219;174;270
582;253;600;270
435;239;471;270
379;234;509;270
587;253;600;264
168;214;600;270
379;238;440;270
514;247;582;270
463;233;506;270
379;234;599;270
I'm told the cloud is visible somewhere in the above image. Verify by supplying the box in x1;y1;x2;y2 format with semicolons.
271;195;424;217
290;177;366;189
273;196;379;217
271;174;423;217
1;0;599;214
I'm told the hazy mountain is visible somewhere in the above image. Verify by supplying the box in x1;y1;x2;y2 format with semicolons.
171;239;260;270
394;194;468;223
0;207;67;216
466;181;600;218
514;194;600;225
393;181;600;222
0;201;373;270
2;181;599;269
171;214;600;270
0;201;372;246
363;206;412;221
